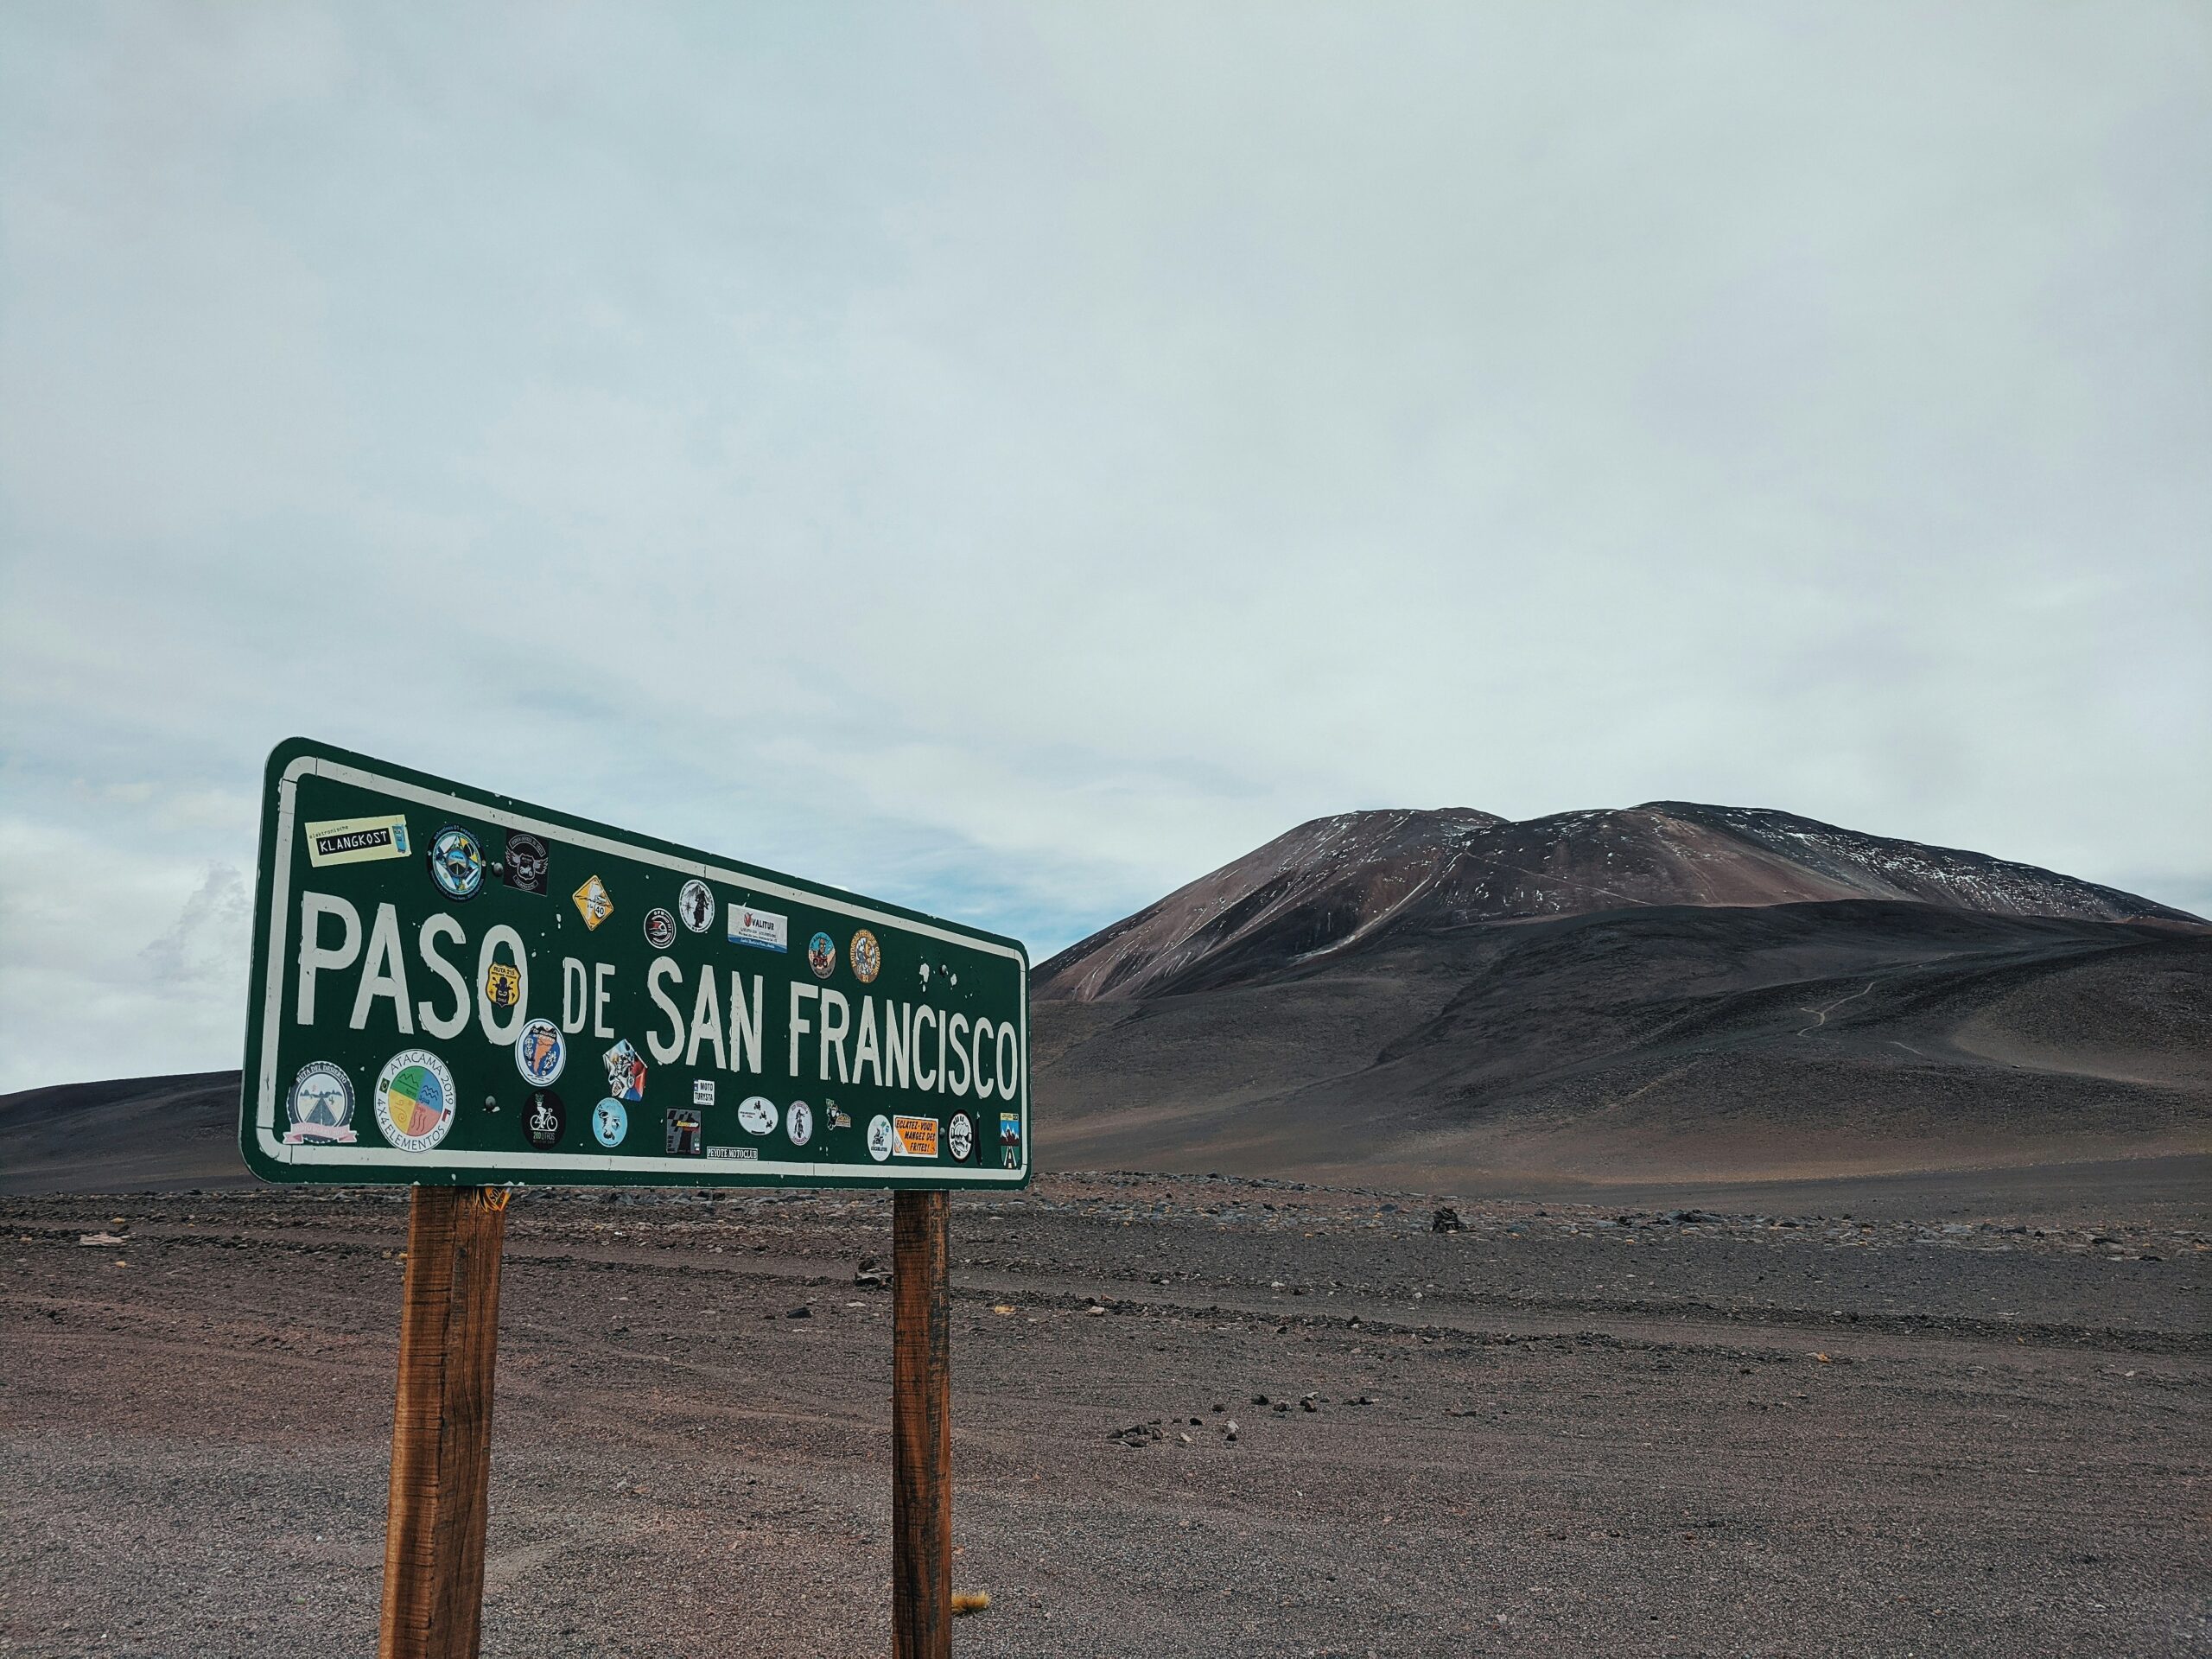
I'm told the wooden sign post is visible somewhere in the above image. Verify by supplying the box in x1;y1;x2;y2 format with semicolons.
379;1187;509;1659
892;1189;952;1659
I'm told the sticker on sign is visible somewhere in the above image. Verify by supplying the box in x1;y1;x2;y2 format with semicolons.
238;738;1029;1191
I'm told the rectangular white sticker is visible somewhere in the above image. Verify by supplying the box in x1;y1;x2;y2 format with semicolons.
728;905;789;952
691;1079;715;1106
303;814;410;867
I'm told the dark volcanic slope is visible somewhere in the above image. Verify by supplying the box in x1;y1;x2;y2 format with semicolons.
0;1071;245;1194
1036;803;2198;1004
1037;901;2212;1184
1032;805;2209;1185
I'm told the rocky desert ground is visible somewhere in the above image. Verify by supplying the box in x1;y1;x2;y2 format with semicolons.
3;1160;2205;1657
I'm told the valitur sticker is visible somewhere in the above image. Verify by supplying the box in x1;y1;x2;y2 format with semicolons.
892;1115;938;1159
304;814;410;868
728;905;787;953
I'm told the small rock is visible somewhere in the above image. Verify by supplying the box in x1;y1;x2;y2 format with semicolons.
1252;1394;1270;1406
1300;1396;1319;1412
77;1232;125;1247
1432;1207;1465;1234
785;1306;811;1319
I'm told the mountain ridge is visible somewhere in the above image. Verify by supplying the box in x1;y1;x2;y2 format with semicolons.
1037;801;2200;1005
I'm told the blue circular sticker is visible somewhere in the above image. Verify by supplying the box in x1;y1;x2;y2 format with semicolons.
428;825;485;900
592;1097;628;1147
807;931;837;979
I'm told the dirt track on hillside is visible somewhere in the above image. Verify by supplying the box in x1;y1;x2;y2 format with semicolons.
3;1167;2206;1657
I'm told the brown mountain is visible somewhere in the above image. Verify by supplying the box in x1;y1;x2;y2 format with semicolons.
1033;805;2209;1187
1037;803;2198;1003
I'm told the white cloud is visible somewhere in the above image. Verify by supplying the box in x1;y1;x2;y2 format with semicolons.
0;2;2204;1089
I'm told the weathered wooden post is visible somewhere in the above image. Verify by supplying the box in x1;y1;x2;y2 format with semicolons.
378;1185;509;1659
892;1188;952;1659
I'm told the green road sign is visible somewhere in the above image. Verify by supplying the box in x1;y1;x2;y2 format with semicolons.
241;738;1031;1189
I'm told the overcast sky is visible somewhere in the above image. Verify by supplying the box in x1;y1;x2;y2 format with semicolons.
1;3;2205;1093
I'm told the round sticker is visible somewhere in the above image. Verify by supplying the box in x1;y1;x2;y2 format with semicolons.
849;928;882;985
374;1049;457;1154
807;931;837;979
591;1098;629;1147
948;1111;975;1162
522;1090;565;1150
737;1095;778;1136
283;1061;357;1145
427;826;485;901
786;1100;815;1147
644;907;677;950
514;1018;565;1087
678;879;715;934
866;1114;895;1163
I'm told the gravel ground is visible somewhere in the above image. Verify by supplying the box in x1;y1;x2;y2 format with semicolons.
2;1169;2205;1658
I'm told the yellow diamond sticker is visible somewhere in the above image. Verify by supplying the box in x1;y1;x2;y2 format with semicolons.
572;874;613;930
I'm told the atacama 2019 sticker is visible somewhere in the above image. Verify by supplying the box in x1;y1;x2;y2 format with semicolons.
428;825;486;900
785;1100;814;1147
644;907;677;950
728;905;788;953
665;1107;704;1155
374;1049;457;1154
591;1097;628;1147
500;831;549;894
602;1039;646;1102
523;1090;565;1150
484;960;522;1010
515;1018;565;1087
304;814;410;868
737;1095;778;1135
678;879;715;934
866;1114;895;1162
807;931;837;979
849;928;882;984
284;1061;357;1145
572;874;613;930
892;1115;938;1159
947;1111;974;1162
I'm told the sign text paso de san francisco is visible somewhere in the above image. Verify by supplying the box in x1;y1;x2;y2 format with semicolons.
241;737;1031;1191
